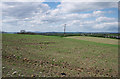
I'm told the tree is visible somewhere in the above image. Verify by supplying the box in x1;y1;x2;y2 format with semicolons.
20;30;25;33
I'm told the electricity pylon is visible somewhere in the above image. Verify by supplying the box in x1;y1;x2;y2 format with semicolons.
64;24;66;37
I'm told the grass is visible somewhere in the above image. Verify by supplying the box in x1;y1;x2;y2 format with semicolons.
2;34;118;77
65;36;119;45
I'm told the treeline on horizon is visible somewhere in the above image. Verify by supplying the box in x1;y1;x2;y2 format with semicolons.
1;31;120;39
15;31;120;39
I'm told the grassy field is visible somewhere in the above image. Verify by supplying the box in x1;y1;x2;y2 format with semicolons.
65;36;119;45
2;34;118;77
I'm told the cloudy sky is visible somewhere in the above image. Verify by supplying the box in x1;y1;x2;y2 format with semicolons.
1;1;118;32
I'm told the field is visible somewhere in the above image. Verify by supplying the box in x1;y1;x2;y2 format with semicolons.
2;34;118;77
66;36;119;45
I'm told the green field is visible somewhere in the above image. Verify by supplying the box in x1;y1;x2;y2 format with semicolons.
2;34;118;77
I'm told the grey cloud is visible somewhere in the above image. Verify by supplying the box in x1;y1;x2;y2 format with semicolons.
2;2;118;32
2;2;50;19
58;2;118;13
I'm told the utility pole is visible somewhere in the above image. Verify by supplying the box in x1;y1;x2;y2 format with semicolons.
64;24;66;37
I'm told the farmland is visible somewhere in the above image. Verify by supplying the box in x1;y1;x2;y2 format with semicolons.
65;36;119;45
2;34;118;77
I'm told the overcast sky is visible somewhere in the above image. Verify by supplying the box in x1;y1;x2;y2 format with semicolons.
1;1;118;32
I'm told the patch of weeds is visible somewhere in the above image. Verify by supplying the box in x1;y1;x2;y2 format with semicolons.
82;56;87;59
13;63;16;66
109;69;112;73
41;69;45;72
16;56;21;59
55;61;62;66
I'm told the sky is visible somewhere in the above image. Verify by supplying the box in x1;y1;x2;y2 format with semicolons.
1;1;119;32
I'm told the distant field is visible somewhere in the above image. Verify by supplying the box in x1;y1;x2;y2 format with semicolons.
2;34;118;77
66;36;119;45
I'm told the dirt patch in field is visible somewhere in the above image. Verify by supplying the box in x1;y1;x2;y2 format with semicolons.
66;36;118;45
24;42;56;45
3;53;117;77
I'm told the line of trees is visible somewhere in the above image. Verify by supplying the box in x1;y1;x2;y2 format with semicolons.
16;30;120;39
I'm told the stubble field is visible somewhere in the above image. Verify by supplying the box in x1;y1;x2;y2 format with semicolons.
2;34;118;77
